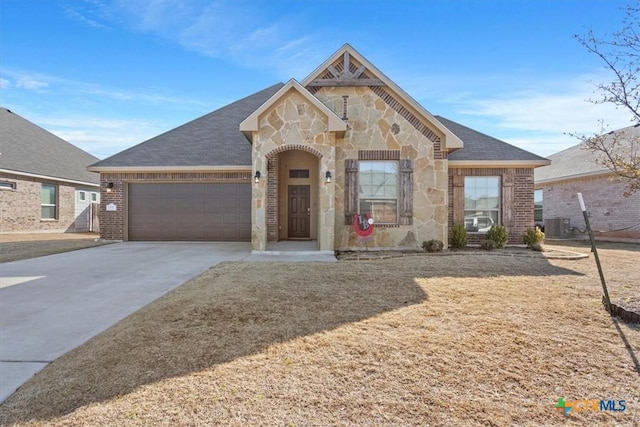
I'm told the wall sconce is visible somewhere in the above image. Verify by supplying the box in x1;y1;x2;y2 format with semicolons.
106;182;114;193
325;171;332;183
254;171;261;183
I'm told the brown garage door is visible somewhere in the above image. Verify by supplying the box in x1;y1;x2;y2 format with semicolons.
128;183;251;241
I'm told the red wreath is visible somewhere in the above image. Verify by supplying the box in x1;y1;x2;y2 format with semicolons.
353;213;374;237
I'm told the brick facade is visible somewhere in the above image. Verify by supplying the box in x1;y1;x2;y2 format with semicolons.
99;171;252;241
448;167;535;245
538;174;640;239
0;172;96;233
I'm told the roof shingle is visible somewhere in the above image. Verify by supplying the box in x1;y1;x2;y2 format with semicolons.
91;84;284;168
0;107;99;184
437;116;549;163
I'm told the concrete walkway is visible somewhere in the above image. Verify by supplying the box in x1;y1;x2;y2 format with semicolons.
0;241;336;403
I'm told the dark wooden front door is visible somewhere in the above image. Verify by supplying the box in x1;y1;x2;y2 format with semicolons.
288;185;310;238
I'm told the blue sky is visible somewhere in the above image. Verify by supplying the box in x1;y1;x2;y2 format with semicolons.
0;0;634;159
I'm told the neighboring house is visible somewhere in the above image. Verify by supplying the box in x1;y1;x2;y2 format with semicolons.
89;44;549;249
0;107;101;233
535;124;640;239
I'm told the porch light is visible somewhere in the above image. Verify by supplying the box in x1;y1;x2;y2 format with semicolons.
325;171;332;183
106;182;114;193
254;171;261;183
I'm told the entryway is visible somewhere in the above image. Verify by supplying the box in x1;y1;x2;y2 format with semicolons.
288;185;310;238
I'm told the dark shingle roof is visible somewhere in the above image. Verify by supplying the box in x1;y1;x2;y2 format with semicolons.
436;116;549;162
0;107;100;184
91;83;284;168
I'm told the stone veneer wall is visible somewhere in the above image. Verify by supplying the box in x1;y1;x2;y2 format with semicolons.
538;174;640;239
251;90;336;251
0;173;81;233
313;86;448;250
99;171;252;241
448;167;535;245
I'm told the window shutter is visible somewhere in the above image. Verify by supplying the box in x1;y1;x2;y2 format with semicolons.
399;159;413;225
344;159;358;225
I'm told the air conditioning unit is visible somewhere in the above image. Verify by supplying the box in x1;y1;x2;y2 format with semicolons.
544;218;571;238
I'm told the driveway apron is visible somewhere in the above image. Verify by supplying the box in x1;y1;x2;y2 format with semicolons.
0;242;251;403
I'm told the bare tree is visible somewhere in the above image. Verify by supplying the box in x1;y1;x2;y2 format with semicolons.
574;2;640;196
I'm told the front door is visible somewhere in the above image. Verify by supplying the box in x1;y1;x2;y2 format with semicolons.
288;185;310;239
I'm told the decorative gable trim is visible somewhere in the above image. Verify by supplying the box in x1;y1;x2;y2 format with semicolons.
239;79;347;136
302;44;463;151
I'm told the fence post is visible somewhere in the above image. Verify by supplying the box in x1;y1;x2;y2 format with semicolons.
577;193;612;313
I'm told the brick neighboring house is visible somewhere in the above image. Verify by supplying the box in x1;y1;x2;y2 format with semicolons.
89;44;549;249
0;107;101;233
535;124;640;239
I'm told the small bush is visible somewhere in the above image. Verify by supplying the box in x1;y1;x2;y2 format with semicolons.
480;239;497;251
422;239;444;253
449;223;468;249
486;225;508;248
530;242;544;252
523;227;545;248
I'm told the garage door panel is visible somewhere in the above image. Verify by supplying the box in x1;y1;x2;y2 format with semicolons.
128;183;251;241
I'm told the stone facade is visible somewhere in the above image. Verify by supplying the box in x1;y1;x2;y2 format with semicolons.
250;89;337;251
313;86;448;249
538;174;640;239
0;173;95;233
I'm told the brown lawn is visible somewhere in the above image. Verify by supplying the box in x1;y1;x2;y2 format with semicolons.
0;243;638;426
0;233;110;263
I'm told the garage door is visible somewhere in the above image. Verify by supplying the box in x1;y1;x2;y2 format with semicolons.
128;183;251;241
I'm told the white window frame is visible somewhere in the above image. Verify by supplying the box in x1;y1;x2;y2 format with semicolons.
0;181;16;191
90;192;99;202
41;183;58;220
78;190;87;202
464;176;500;233
358;160;399;224
534;189;543;223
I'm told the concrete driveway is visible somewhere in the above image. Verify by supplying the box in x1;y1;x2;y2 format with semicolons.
0;241;252;403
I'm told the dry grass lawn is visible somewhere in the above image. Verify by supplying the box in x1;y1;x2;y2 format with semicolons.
0;243;638;426
0;233;110;263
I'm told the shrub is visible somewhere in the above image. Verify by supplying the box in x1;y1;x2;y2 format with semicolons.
422;239;444;253
486;224;508;248
481;239;497;251
449;223;468;249
523;227;545;248
530;242;544;252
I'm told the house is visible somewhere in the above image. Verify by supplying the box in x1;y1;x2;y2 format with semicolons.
89;44;549;249
535;124;640;239
0;107;100;233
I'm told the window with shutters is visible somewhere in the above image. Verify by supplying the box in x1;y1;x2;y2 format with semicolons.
359;161;398;224
345;152;413;226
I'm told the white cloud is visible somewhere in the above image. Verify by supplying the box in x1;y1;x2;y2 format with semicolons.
16;77;49;90
0;78;9;89
42;116;166;159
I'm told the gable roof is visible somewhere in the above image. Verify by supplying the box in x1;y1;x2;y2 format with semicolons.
240;79;347;136
89;84;284;171
535;124;639;183
302;44;464;151
438;116;550;166
0;107;99;185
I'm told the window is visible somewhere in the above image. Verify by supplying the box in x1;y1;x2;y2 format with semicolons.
90;192;99;202
289;169;309;178
534;189;543;223
0;181;16;190
464;177;500;232
78;191;86;202
359;161;398;224
41;184;57;220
